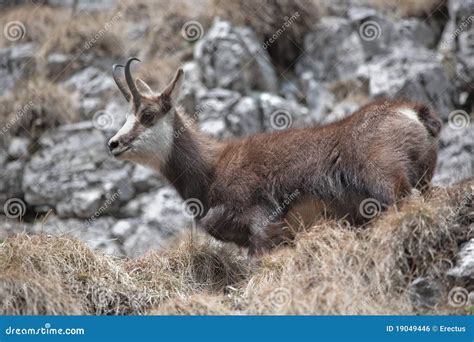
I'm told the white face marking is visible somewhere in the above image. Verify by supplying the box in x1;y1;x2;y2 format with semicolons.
399;108;421;124
113;112;136;140
110;112;175;171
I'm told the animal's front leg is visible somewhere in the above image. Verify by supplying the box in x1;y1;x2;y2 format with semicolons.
198;205;252;247
248;221;288;257
247;206;290;258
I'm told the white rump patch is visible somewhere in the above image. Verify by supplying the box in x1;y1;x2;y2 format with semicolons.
399;108;421;124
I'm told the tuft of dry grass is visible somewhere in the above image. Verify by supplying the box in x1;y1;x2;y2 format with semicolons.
0;5;70;48
0;77;79;141
39;11;125;59
0;179;472;315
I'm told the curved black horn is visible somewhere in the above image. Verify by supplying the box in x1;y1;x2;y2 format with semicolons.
124;57;141;108
112;64;131;102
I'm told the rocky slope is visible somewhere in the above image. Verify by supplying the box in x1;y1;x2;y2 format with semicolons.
0;0;473;259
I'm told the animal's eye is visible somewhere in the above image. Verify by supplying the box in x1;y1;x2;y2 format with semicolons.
140;110;155;125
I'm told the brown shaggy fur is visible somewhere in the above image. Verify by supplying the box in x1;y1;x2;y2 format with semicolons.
110;66;441;257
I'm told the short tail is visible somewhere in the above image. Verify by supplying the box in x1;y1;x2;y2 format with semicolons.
414;104;442;138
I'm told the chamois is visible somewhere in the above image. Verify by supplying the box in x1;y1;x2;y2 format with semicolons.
108;57;441;256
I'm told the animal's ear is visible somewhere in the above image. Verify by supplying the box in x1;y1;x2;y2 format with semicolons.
162;68;184;105
135;78;154;97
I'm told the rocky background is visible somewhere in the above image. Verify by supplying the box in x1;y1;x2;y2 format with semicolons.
0;0;473;258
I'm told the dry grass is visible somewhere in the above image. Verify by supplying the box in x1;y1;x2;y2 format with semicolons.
0;5;70;48
370;0;446;17
119;0;212;57
39;11;125;59
0;77;79;141
1;179;472;315
135;57;184;91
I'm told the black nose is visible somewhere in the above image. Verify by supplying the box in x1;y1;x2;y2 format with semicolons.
108;140;119;151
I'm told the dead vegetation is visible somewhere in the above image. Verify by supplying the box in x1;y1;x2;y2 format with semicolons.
0;77;79;141
39;11;125;60
1;179;472;315
0;5;70;48
369;0;446;17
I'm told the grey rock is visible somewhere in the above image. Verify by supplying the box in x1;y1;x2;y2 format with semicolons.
121;192;149;218
32;215;121;255
65;66;114;97
81;98;104;118
121;186;188;235
111;219;136;239
7;136;29;160
355;15;397;59
122;223;166;258
196;88;241;138
447;238;474;280
325;0;370;17
259;93;312;132
98;100;128;135
0;67;16;97
121;186;190;257
131;165;164;194
300;72;335;123
194;18;278;94
47;53;72;77
0;160;25;209
0;215;33;239
22;125;134;218
433;124;474;185
439;0;474;92
395;19;436;49
0;43;37;73
409;277;442;309
48;0;118;12
364;48;456;119
280;79;305;103
56;188;103;218
0;43;37;96
226;96;262;136
296;17;365;83
141;186;188;231
347;6;377;22
180;61;208;114
323;99;362;125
